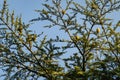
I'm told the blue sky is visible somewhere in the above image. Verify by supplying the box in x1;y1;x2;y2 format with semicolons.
0;0;119;40
1;0;119;40
0;0;85;39
6;0;69;39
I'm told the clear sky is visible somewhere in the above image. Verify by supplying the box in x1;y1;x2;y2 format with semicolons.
0;0;86;39
1;0;119;40
0;0;120;79
4;0;69;39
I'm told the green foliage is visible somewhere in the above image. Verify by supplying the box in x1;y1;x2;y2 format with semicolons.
0;0;120;80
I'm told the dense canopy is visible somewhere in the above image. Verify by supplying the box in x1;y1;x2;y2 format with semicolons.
0;0;120;80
